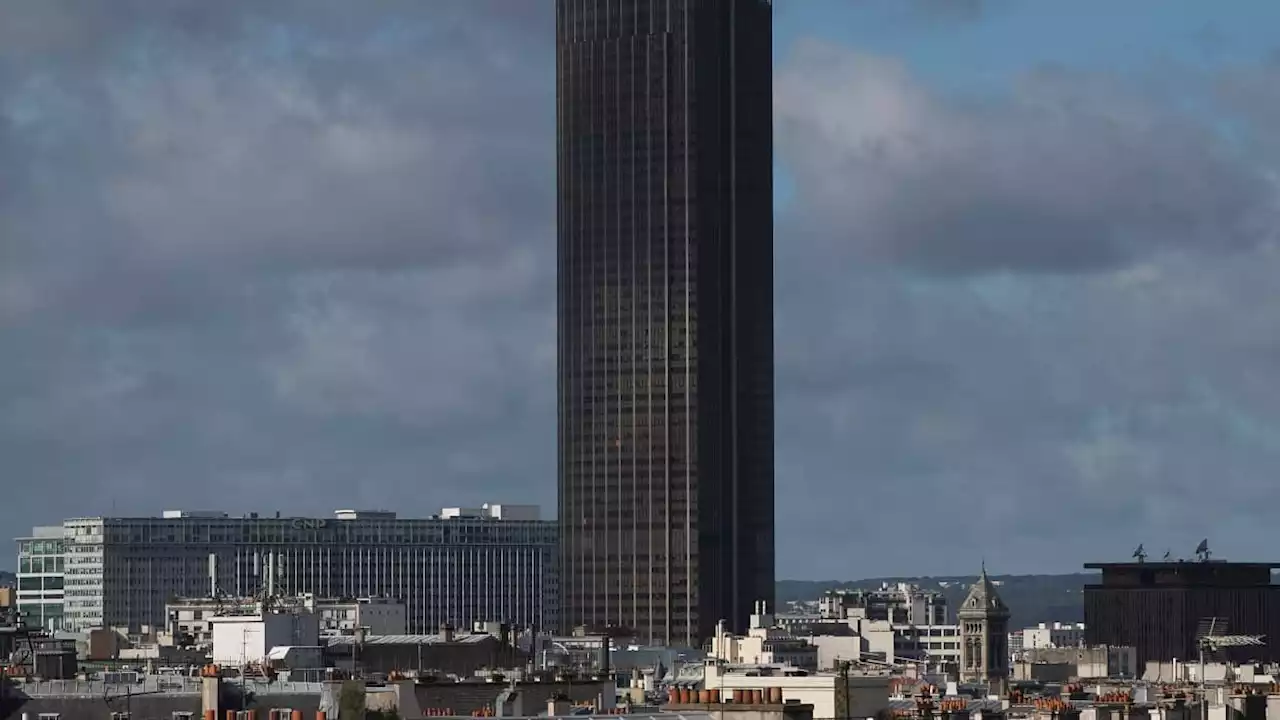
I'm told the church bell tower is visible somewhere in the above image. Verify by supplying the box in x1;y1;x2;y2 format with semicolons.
958;564;1011;690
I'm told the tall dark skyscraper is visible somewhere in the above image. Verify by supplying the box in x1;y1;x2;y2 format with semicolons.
556;0;775;646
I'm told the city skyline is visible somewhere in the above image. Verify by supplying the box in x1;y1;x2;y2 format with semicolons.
4;0;1280;580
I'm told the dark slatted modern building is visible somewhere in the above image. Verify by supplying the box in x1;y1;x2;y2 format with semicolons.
555;0;775;646
1084;561;1280;665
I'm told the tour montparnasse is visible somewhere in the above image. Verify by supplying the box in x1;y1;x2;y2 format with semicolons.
555;0;776;646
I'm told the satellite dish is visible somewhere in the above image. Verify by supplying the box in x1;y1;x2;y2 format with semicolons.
1132;544;1147;563
1194;539;1211;562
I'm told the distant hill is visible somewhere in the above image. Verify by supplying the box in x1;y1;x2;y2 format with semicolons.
0;570;13;587
777;574;1094;631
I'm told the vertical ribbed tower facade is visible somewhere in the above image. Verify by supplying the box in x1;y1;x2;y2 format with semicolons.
556;0;775;646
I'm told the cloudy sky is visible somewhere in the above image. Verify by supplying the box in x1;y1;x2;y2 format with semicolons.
3;0;1280;580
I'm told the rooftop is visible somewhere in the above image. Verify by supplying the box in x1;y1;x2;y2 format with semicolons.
38;506;552;525
10;677;323;698
888;699;1004;713
1083;561;1280;569
325;633;494;646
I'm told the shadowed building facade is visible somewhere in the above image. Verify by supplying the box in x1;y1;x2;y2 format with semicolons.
556;0;775;646
1084;561;1280;665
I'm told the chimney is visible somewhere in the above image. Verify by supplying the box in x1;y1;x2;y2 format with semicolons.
598;637;611;673
440;623;455;643
547;696;572;717
266;552;276;598
208;554;218;598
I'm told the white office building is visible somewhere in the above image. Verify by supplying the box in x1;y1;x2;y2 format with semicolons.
29;504;557;633
15;526;67;631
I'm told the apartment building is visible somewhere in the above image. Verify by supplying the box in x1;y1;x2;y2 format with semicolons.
819;584;948;625
26;504;556;633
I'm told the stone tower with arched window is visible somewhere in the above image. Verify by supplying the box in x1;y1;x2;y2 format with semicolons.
958;564;1011;688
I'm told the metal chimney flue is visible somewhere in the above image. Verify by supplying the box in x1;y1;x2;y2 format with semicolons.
208;554;218;598
266;552;276;598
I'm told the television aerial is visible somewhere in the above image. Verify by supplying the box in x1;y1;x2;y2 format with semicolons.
1132;544;1147;563
1162;549;1173;561
1195;618;1264;720
1195;539;1211;563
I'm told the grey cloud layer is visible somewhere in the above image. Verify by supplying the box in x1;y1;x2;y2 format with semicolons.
0;1;557;528
773;43;1280;573
777;43;1277;275
3;1;1280;577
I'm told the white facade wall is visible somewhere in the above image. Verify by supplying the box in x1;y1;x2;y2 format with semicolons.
810;635;865;670
894;623;961;664
64;518;106;630
210;613;320;666
832;619;962;666
1021;622;1086;650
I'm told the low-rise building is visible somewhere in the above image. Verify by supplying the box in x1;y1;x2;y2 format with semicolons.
819;583;948;625
210;609;320;666
798;618;961;671
1017;622;1086;651
2;672;618;719
709;603;818;670
893;623;962;665
698;660;892;719
314;596;407;636
169;594;408;645
325;631;526;676
1012;645;1137;681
